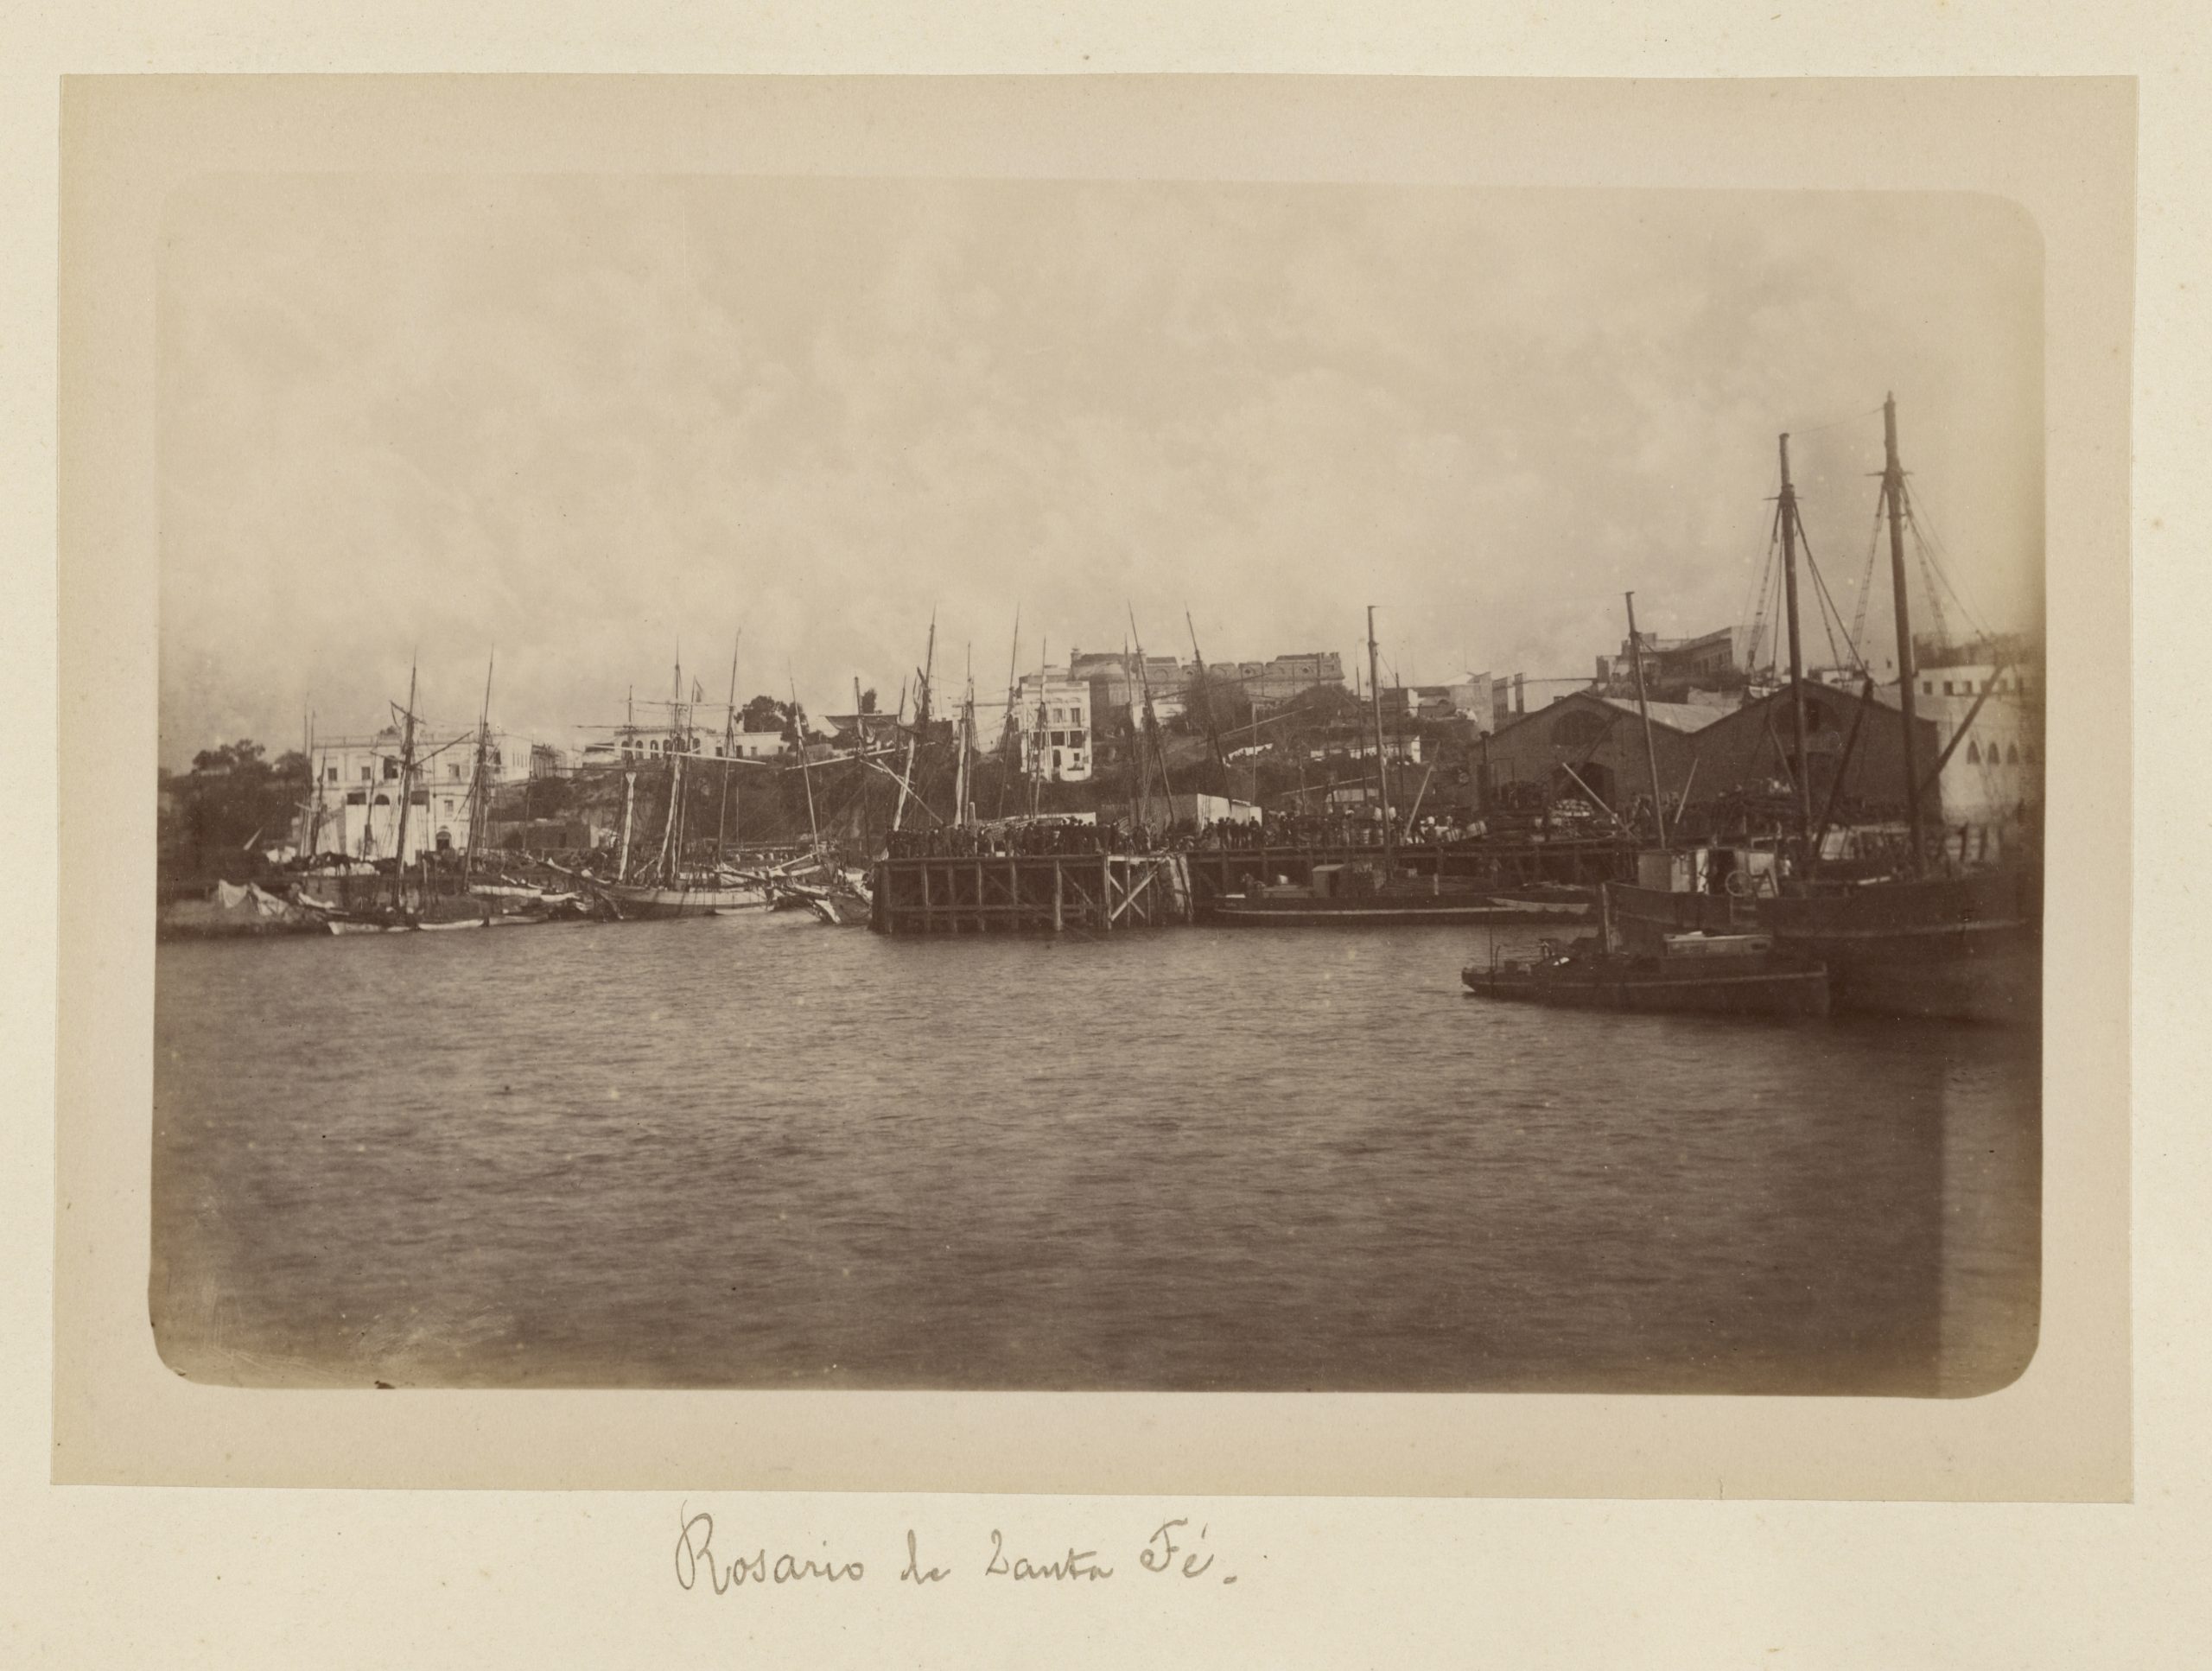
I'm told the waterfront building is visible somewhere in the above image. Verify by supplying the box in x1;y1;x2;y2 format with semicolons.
1490;673;1531;728
1098;791;1262;828
1478;690;1726;816
1408;674;1495;729
1901;686;2044;827
1666;680;2039;834
1197;650;1346;709
1069;645;1343;721
304;723;531;862
1069;649;1186;724
1014;668;1095;783
1908;662;2041;702
1596;623;1758;689
577;725;787;767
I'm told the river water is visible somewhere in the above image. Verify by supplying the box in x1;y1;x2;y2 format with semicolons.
152;914;2040;1395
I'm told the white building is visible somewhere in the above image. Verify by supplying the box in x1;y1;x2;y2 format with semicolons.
303;724;531;862
577;725;787;767
1872;682;2044;828
1910;663;2041;703
1070;650;1186;724
1199;651;1347;707
1014;669;1095;783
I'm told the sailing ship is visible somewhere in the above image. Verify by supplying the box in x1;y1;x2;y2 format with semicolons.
1607;397;2042;1024
302;658;500;932
600;647;777;919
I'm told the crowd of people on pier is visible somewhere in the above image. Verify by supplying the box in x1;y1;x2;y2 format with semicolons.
882;808;1507;859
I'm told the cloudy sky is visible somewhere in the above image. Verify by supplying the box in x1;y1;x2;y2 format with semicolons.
158;176;2042;764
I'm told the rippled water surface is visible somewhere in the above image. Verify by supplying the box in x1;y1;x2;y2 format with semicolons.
153;915;2040;1394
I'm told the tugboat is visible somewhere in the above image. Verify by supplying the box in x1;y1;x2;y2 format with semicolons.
1461;902;1831;1019
1459;612;1829;1016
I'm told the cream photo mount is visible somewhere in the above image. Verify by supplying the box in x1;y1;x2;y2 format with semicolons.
55;74;2133;1498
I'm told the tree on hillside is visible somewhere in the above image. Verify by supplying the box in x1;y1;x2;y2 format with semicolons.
1183;665;1254;743
165;738;315;875
523;775;576;820
191;739;267;774
1286;683;1362;726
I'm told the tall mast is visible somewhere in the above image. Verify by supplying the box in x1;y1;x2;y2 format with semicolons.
718;631;741;864
1624;593;1668;849
891;721;918;833
1123;632;1149;830
389;655;420;906
301;708;321;858
996;606;1020;819
616;771;637;880
853;670;869;844
1881;392;1926;872
894;612;938;832
1776;434;1816;858
1366;606;1396;869
1127;612;1167;822
790;673;822;854
1029;634;1050;819
658;655;686;879
918;608;938;732
953;647;975;829
464;649;494;880
1186;609;1228;774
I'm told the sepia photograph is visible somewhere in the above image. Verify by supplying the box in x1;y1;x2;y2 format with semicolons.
142;169;2048;1399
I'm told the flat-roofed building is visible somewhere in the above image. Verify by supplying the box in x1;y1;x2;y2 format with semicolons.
303;723;531;862
1014;669;1095;783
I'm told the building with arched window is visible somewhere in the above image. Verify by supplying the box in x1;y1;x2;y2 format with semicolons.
301;723;531;862
1478;690;1728;818
1657;681;2039;831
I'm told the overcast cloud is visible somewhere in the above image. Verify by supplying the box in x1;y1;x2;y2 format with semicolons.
157;177;2042;762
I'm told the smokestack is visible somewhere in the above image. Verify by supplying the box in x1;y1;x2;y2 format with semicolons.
1514;673;1525;715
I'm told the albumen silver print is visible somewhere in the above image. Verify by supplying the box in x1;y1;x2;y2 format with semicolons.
151;173;2044;1395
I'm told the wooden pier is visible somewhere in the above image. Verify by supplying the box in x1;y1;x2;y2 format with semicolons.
1177;838;1637;900
870;853;1192;935
871;839;1636;935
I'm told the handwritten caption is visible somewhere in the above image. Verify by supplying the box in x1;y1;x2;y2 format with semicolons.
675;1508;1239;1594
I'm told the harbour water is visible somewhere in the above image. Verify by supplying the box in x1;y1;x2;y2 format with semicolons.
152;917;2040;1395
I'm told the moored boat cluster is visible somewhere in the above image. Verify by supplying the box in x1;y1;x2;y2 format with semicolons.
159;400;2039;1022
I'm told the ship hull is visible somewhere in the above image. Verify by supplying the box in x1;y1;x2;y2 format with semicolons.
604;883;769;919
1202;889;1592;928
1610;868;2040;1025
1462;959;1830;1018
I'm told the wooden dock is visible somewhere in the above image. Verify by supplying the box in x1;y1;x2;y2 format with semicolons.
871;839;1636;935
1177;838;1637;900
870;853;1192;935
